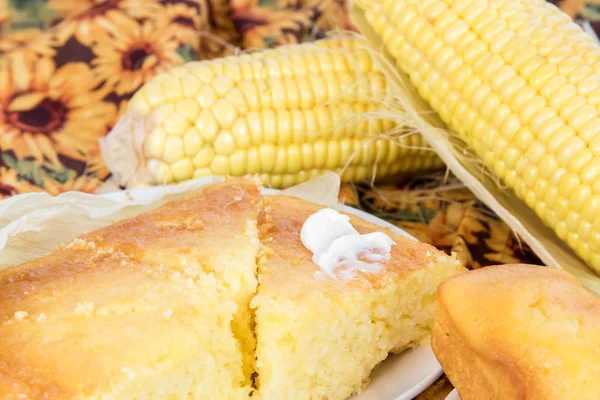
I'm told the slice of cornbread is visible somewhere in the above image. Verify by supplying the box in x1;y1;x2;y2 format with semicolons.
80;178;263;382
0;178;262;399
252;195;465;400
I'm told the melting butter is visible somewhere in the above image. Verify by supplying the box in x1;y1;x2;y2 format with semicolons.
300;208;395;280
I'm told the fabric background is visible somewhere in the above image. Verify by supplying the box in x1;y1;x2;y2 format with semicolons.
0;0;593;398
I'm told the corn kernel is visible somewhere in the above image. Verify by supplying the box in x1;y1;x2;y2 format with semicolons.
183;127;203;157
211;75;235;97
161;76;184;102
147;159;172;184
276;110;293;146
193;147;214;168
210;155;230;175
151;103;175;127
261;110;277;144
247;148;261;173
247;111;263;144
301;143;314;169
171;158;194;181
129;91;151;116
144;127;168;159
212;99;238;129
193;168;211;178
175;99;201;121
273;147;287;174
142;80;166;107
188;64;215;84
230;150;247;176
314;141;327;168
225;88;249;115
195;110;219;142
195;86;217;109
291;109;306;144
259;144;277;172
163;136;184;163
163;111;189;136
325;141;340;169
214;131;237;155
287;145;302;174
181;74;202;98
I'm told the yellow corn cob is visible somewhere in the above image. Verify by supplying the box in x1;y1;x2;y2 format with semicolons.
127;37;443;189
354;0;600;271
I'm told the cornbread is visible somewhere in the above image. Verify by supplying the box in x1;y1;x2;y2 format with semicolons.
252;195;465;400
0;179;466;399
0;178;262;399
433;264;600;400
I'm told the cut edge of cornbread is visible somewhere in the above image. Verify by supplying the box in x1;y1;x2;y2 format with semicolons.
251;195;465;400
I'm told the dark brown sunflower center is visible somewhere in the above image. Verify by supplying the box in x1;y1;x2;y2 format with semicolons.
122;46;152;71
0;183;17;197
172;16;196;28
6;96;67;135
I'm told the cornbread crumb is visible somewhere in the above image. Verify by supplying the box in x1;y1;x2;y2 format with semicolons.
121;367;136;381
14;311;28;321
74;302;95;316
36;313;47;322
66;238;87;250
161;310;173;320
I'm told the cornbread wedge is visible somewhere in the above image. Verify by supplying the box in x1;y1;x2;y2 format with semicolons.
0;178;262;399
252;195;465;400
433;265;600;400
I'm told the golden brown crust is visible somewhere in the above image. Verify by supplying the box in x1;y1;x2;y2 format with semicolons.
259;195;448;295
0;178;262;399
432;264;600;400
79;178;262;269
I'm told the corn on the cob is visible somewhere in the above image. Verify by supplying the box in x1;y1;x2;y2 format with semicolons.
127;37;443;188
354;0;600;271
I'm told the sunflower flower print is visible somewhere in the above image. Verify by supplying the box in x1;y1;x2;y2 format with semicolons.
0;28;57;61
157;1;209;49
0;167;43;199
50;0;161;46
91;14;186;95
0;56;116;170
42;174;103;196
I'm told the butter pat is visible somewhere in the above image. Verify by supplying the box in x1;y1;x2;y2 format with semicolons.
300;208;395;280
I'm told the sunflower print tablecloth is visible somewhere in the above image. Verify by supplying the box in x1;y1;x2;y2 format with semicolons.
0;0;596;399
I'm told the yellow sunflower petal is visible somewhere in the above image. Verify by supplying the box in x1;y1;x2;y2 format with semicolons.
8;92;46;112
0;61;13;101
36;134;62;167
10;53;34;91
52;23;76;45
23;134;45;160
106;11;139;39
33;57;57;90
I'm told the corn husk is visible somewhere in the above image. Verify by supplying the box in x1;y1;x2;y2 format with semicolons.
0;173;341;270
350;5;600;297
